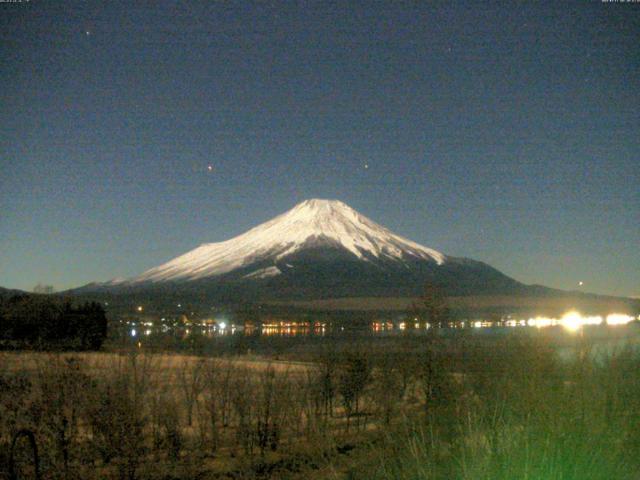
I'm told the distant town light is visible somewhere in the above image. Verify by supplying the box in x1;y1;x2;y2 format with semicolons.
583;315;603;326
606;313;634;326
137;306;143;312
527;317;554;328
560;311;582;332
560;311;602;332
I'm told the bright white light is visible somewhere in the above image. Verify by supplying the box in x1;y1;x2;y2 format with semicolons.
527;317;554;328
561;311;582;332
136;306;143;312
583;315;603;326
606;313;634;326
131;329;137;337
219;322;226;330
560;311;602;332
449;312;635;331
145;329;151;336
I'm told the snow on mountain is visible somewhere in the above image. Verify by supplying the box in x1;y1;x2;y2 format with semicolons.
243;266;282;280
128;199;445;284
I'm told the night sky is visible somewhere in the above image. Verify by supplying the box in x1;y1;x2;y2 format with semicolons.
1;1;638;297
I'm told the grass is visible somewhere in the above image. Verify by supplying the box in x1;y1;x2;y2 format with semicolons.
1;332;640;479
336;337;640;480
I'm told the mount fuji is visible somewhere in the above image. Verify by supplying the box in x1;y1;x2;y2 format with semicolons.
133;199;446;282
76;199;529;300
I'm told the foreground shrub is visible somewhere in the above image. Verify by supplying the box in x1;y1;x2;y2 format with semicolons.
353;340;640;480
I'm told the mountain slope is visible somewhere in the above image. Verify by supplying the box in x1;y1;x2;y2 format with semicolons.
132;199;445;284
75;199;528;300
0;286;29;299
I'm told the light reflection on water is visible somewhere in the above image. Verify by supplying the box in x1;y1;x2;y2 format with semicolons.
255;311;637;337
126;312;637;339
260;322;327;337
371;312;637;335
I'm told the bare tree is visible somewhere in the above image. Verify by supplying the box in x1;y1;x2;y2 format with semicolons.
230;367;256;457
418;345;456;419
338;351;371;432
370;352;404;425
33;283;55;294
178;358;205;427
150;388;182;461
410;282;450;329
201;359;229;453
85;353;155;480
254;365;293;456
34;355;91;478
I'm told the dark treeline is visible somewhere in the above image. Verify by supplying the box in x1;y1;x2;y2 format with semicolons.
0;294;107;350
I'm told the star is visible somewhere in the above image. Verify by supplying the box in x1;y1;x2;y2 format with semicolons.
579;281;584;286
207;165;213;172
364;163;369;169
85;30;91;36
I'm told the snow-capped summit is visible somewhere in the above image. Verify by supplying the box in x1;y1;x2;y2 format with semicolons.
67;198;634;311
72;198;530;301
130;199;445;284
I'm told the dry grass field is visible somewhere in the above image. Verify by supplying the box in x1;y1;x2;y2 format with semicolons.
2;332;640;479
0;346;398;479
0;351;313;375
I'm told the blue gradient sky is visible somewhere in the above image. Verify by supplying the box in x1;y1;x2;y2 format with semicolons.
1;1;638;296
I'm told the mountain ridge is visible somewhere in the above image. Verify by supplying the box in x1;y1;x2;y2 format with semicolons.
63;198;640;315
126;199;446;285
72;199;530;301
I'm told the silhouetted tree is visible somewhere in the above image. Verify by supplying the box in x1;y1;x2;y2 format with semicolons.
0;296;107;349
33;284;55;294
338;351;371;431
410;283;450;328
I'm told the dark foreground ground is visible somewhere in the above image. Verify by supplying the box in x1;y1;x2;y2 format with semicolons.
2;325;640;480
